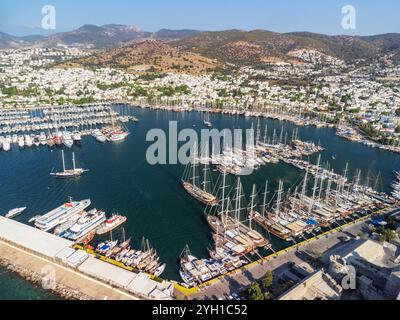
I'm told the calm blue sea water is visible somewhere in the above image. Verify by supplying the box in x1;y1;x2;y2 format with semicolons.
1;105;399;299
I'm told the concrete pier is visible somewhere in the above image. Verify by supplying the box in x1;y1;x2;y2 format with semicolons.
0;216;173;300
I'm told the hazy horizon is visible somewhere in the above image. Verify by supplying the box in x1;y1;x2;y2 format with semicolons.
0;0;399;37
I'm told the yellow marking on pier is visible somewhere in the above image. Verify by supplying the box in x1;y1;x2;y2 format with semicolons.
74;205;397;298
181;206;394;297
174;283;199;295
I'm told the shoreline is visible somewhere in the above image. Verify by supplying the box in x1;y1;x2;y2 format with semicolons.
0;255;91;300
3;100;398;154
0;237;140;300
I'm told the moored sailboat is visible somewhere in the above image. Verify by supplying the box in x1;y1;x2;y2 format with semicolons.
50;150;89;178
181;145;218;206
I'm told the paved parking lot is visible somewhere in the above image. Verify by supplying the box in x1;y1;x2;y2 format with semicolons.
190;218;366;300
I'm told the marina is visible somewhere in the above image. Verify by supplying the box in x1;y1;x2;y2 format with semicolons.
0;105;132;152
1;104;400;294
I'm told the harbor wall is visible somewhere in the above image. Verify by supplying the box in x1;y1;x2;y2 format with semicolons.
0;239;139;300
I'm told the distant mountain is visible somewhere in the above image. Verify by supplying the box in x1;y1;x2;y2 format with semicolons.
19;35;46;42
1;25;399;66
154;29;204;41
172;30;400;65
0;32;27;49
67;39;219;75
32;24;151;49
172;30;289;65
0;25;206;49
359;33;400;52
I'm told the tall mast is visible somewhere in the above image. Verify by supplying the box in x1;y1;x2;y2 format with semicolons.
342;163;349;193
61;150;66;172
72;152;76;171
192;142;197;187
276;180;283;216
301;169;309;202
311;155;321;213
263;125;268;144
318;174;324;199
335;179;341;208
220;171;227;215
262;181;268;217
312;155;321;194
249;184;257;229
326;172;333;202
356;170;362;188
235;178;241;230
202;159;211;193
273;129;276;145
293;186;299;210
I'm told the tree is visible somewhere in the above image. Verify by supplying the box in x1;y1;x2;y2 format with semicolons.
357;231;367;239
262;270;273;289
248;282;264;300
378;228;397;243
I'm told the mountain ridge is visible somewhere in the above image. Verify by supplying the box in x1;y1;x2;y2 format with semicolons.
1;25;399;68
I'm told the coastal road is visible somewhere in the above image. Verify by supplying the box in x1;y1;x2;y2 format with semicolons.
189;218;366;300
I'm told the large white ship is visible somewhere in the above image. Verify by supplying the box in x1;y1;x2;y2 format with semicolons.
65;209;106;241
35;199;91;232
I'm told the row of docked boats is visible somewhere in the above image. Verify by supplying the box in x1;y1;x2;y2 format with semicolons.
206;174;269;254
190;125;324;177
29;198;168;277
136;99;334;129
178;159;393;287
180;173;270;287
250;167;392;242
0;104;133;151
0;125;129;152
337;124;400;155
33;199;127;242
95;237;166;277
0;130;81;150
282;155;347;184
179;245;247;287
0;105;133;135
391;171;400;200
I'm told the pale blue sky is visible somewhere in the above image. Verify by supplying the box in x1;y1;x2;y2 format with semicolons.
0;0;399;36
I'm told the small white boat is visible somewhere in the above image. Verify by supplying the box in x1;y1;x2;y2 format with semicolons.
62;132;74;148
5;207;27;219
154;263;166;277
28;215;41;223
92;129;106;143
72;131;82;142
39;132;47;145
17;136;25;148
204;120;212;128
2;141;11;152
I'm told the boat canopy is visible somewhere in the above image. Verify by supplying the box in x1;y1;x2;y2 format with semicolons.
306;219;318;226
